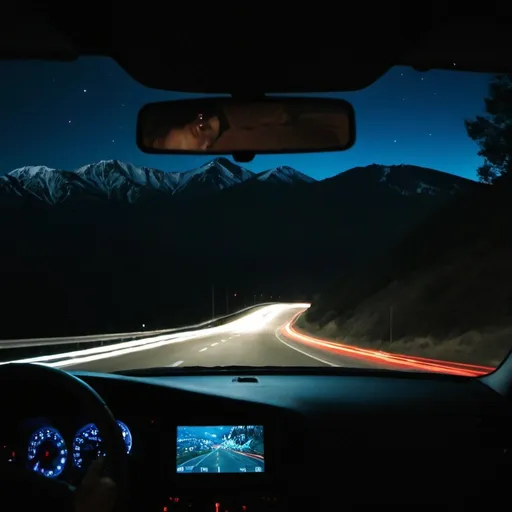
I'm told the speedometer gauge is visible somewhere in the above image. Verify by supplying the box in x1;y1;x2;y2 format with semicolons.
72;420;132;469
72;423;103;469
27;426;67;478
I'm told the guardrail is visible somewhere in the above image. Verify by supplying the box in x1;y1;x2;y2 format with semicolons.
0;302;275;349
0;302;276;361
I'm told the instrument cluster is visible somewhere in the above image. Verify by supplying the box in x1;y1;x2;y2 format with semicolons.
4;417;133;480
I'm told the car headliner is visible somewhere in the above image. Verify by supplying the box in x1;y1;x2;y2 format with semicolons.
1;2;511;93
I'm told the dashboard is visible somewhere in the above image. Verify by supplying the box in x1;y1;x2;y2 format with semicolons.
2;369;512;511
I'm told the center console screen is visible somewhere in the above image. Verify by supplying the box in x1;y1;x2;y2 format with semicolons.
176;425;264;474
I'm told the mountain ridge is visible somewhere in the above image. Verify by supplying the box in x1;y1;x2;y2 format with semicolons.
0;158;476;205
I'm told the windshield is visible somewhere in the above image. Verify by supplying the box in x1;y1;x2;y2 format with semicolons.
1;58;509;377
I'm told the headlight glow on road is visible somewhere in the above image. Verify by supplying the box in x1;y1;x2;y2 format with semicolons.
1;303;310;368
228;304;310;334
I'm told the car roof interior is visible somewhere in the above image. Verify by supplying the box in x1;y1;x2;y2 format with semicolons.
2;2;512;93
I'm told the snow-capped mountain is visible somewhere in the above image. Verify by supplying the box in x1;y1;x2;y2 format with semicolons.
0;158;255;204
2;166;83;203
74;160;181;201
0;158;317;205
173;158;254;195
255;166;316;185
0;161;179;204
0;159;475;206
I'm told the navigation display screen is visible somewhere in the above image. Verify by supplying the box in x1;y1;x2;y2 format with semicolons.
176;426;265;474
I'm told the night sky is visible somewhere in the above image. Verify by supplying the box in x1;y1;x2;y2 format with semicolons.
0;57;492;181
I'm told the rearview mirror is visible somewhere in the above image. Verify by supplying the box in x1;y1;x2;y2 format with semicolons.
136;97;355;158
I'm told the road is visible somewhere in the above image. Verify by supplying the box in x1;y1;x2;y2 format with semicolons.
10;303;493;376
177;448;264;474
33;303;385;372
55;304;348;372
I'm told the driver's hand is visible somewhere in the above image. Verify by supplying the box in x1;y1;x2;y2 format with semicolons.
74;457;116;512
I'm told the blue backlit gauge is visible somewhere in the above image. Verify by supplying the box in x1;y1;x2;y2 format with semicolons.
72;423;103;469
116;420;133;454
27;426;67;478
72;420;132;469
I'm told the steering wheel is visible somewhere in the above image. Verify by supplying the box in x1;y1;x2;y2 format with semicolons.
0;363;127;512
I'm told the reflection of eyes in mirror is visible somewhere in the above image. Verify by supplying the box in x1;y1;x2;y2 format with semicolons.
139;98;354;153
153;114;221;150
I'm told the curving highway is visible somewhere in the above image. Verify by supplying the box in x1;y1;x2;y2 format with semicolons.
7;303;494;376
51;303;359;372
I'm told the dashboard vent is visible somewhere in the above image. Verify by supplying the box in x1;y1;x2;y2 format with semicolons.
232;376;259;383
